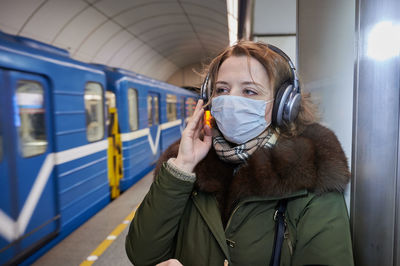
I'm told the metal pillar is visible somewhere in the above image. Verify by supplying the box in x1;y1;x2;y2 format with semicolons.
351;0;400;265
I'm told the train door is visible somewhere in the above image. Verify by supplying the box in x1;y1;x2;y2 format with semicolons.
0;69;16;264
147;92;161;163
105;91;122;199
0;71;58;265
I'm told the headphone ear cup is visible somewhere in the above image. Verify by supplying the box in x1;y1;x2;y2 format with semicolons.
285;92;301;123
200;74;211;109
272;81;291;126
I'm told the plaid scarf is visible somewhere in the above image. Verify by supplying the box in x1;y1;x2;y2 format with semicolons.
213;127;278;164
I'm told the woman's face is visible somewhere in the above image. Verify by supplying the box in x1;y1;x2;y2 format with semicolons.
214;55;274;121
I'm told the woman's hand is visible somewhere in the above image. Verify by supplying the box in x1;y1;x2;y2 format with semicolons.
174;99;212;172
156;259;183;266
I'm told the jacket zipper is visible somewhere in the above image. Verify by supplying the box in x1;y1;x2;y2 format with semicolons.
224;204;242;233
285;227;293;255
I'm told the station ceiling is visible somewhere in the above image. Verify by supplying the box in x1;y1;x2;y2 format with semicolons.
0;0;230;81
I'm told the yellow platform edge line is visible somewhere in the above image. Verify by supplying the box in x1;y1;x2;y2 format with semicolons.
79;206;138;266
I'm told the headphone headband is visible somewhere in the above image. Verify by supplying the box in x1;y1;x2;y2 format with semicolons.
266;44;299;93
200;73;210;101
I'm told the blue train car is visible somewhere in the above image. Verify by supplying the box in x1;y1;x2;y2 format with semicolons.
102;67;198;191
0;32;110;265
0;31;199;265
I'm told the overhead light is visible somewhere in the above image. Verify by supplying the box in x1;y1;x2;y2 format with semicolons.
367;21;400;61
226;0;238;45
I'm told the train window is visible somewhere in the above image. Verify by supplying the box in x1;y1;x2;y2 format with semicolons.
185;97;196;117
154;96;159;125
147;94;160;126
128;88;138;131
105;91;116;127
85;82;104;142
16;81;48;157
147;95;153;126
166;94;177;122
180;97;185;119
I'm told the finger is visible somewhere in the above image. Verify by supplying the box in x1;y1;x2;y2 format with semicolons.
195;99;204;112
203;124;212;147
193;108;204;139
186;104;204;134
194;99;205;117
204;124;212;137
191;99;203;119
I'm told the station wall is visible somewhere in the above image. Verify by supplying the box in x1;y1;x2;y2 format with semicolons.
297;0;356;208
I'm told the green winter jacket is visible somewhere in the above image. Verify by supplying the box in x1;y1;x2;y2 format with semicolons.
126;124;354;266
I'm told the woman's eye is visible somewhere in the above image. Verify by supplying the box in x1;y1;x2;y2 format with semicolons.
216;87;229;94
243;89;257;95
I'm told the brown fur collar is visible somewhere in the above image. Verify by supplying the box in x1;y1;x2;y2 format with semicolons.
155;123;350;224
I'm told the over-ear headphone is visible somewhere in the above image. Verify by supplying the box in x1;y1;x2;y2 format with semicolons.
200;73;211;110
200;43;301;126
268;44;301;126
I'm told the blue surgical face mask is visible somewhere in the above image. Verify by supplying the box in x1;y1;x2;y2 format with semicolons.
211;95;273;144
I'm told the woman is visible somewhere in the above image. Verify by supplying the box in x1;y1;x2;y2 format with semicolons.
125;41;354;266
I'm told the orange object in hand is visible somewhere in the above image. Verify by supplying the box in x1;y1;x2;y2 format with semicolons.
204;110;212;128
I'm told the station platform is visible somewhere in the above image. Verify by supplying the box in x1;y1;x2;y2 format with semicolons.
32;171;154;266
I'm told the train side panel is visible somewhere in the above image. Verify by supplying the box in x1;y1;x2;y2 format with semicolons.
52;69;109;235
0;33;110;265
103;69;198;191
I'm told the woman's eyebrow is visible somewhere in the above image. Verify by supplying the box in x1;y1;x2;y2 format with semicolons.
241;81;265;88
215;81;266;90
216;81;263;86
